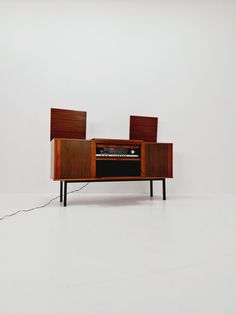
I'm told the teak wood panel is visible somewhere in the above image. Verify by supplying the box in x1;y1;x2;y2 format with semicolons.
145;143;173;178
141;142;145;176
96;144;140;149
93;138;143;145
51;139;61;180
51;139;92;179
91;140;96;178
129;115;158;142
50;108;86;141
55;176;169;182
50;139;55;179
60;140;92;179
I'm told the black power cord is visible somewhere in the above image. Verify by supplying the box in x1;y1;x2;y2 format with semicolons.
0;182;89;222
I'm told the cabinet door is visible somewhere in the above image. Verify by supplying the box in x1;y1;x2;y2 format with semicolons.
145;143;173;178
61;139;92;179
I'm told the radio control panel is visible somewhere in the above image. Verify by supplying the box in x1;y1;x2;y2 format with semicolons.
96;147;140;158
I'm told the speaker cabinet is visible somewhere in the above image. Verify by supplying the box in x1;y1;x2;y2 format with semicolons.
50;108;86;141
51;139;93;179
129;115;158;142
145;143;173;177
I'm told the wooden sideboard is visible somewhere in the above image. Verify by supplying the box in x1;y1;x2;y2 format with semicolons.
51;138;173;206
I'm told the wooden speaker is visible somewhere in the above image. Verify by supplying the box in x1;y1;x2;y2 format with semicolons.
129;115;158;142
50;108;86;141
145;143;173;177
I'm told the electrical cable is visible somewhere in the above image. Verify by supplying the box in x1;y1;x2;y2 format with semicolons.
0;182;89;222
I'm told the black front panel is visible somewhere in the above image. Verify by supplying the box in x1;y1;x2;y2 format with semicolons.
96;160;141;177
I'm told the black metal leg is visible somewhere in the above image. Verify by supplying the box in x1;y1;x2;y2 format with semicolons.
162;179;166;200
150;180;153;197
64;181;67;207
60;181;63;202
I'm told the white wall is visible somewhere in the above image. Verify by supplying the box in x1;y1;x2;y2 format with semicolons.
0;0;236;195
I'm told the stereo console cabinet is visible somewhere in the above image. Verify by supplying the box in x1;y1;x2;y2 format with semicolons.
50;109;173;206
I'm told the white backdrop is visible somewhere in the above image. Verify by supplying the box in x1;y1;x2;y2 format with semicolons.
0;0;236;195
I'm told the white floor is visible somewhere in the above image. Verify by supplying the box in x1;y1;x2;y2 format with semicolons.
0;193;236;314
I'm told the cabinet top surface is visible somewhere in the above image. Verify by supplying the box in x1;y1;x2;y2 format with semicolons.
92;138;143;144
51;138;172;145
